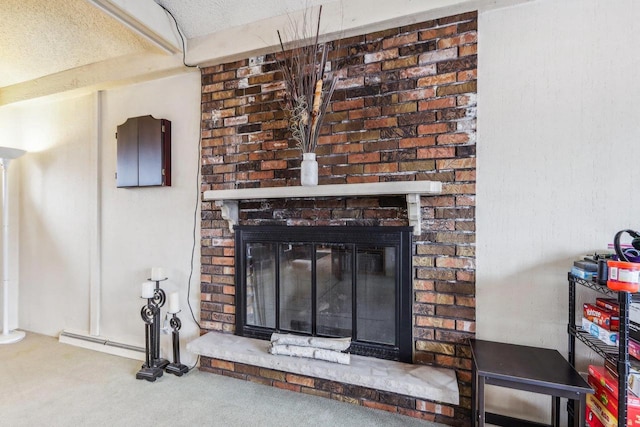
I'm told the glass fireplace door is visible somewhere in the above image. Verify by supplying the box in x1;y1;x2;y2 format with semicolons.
235;226;412;362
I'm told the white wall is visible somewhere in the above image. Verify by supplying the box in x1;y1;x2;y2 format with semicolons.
99;74;201;362
0;72;201;364
0;94;94;332
478;0;640;423
22;95;94;335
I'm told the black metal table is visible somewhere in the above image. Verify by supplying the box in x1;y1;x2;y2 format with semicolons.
469;339;592;427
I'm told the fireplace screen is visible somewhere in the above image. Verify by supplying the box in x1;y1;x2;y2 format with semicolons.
235;226;412;362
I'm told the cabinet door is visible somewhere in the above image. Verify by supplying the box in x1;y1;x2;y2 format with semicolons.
137;116;163;187
116;118;139;188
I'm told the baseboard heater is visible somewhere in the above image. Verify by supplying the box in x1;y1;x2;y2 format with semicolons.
59;330;145;361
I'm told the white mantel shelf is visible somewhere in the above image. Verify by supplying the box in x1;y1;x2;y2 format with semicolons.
203;181;442;235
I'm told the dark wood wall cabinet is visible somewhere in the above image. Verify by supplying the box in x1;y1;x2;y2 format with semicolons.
116;115;171;188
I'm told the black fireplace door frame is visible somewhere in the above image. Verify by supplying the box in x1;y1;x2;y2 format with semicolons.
234;225;413;363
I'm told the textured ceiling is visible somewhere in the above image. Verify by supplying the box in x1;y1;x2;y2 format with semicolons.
0;0;335;89
0;0;156;88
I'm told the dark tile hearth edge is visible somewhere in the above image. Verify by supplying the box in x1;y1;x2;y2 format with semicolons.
199;10;477;425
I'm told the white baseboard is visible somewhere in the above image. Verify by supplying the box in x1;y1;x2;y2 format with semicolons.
59;330;145;361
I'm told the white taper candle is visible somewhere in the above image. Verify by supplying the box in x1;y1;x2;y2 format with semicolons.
150;267;164;281
168;292;180;314
141;282;155;299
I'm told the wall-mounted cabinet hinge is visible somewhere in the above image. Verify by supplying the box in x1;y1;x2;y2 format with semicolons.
115;172;117;179
161;125;165;133
161;169;165;176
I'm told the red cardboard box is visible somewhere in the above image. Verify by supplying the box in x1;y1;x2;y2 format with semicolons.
589;365;621;398
587;394;617;427
631;339;640;361
586;404;606;427
589;373;640;415
597;298;620;314
584;303;620;331
589;365;640;425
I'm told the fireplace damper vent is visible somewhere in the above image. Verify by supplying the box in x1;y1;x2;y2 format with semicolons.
235;226;412;362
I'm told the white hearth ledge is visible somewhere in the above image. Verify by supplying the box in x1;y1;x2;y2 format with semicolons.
187;331;459;406
203;181;442;235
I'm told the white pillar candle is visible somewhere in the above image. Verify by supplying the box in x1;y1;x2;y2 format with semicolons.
150;267;164;281
168;292;180;314
141;282;155;299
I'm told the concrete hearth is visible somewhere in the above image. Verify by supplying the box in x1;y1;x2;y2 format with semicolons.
188;331;459;406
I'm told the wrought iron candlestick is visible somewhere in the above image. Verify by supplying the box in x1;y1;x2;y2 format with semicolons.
150;278;169;370
165;312;189;376
136;298;163;381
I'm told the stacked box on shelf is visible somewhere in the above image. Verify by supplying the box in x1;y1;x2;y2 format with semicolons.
631;339;640;361
587;394;621;427
588;364;640;426
605;358;640;398
584;303;620;331
573;259;598;281
583;318;618;346
597;298;619;314
573;266;597;280
586;407;606;427
629;303;640;343
592;298;640;361
585;404;606;427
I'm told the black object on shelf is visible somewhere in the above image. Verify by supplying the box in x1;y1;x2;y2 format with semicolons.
567;272;638;425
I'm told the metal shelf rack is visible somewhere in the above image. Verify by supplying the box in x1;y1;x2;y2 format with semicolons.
567;272;636;425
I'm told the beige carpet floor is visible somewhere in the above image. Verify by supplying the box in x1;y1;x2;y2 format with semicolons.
0;332;448;427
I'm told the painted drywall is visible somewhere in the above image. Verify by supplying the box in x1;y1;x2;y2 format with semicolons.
477;0;640;422
3;159;23;330
0;94;93;334
0;71;201;364
99;72;201;363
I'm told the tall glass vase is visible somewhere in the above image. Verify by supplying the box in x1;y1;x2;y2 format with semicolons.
300;152;318;186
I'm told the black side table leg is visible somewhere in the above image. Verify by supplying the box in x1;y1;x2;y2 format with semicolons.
478;375;485;427
577;396;585;427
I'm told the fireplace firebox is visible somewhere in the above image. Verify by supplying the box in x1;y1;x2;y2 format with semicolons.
235;226;413;362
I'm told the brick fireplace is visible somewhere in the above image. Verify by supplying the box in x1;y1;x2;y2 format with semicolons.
198;10;476;426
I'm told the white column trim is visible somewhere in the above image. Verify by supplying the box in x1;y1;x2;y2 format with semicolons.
89;90;103;336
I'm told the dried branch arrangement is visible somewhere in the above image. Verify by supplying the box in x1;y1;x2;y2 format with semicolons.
277;6;338;153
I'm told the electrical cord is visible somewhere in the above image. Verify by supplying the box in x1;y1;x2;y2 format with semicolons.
186;129;203;332
186;123;202;372
157;3;200;69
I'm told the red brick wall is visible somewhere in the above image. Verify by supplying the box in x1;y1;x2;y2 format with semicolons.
200;357;460;424
200;11;477;424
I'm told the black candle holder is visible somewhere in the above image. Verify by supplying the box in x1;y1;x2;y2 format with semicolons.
149;278;169;370
136;300;163;382
165;312;189;376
